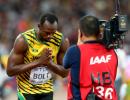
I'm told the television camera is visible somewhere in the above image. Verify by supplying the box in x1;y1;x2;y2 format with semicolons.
99;0;128;49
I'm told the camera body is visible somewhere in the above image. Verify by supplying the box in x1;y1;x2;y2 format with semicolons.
100;14;128;49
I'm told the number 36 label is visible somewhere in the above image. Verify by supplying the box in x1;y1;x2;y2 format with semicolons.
29;67;52;85
95;86;113;99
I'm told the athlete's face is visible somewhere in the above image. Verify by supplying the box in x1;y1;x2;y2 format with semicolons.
38;20;58;41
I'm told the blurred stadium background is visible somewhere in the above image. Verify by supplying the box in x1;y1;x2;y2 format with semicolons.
0;0;130;100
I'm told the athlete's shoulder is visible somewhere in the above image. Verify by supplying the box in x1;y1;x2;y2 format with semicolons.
13;34;28;53
21;28;35;35
55;31;63;36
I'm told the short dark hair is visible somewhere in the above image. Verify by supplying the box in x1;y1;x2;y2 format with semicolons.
40;13;58;25
79;15;100;36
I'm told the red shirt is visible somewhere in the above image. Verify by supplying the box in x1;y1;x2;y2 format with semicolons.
63;42;118;100
79;43;118;100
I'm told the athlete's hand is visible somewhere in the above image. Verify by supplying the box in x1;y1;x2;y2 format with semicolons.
38;48;52;66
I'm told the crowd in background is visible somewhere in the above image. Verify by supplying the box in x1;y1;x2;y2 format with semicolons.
0;0;130;100
0;0;129;51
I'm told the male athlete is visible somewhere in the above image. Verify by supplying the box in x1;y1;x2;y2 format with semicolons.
46;15;118;100
7;13;69;100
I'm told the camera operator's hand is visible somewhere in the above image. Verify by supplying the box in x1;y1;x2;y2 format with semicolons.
37;48;52;66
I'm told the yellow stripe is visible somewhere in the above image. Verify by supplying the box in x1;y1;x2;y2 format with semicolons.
17;75;32;87
18;80;35;94
17;75;53;94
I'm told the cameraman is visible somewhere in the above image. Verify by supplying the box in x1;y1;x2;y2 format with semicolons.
46;15;118;100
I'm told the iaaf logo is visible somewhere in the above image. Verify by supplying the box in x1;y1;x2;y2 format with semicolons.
90;55;112;65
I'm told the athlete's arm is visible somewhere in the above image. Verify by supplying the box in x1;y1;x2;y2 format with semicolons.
47;38;70;78
57;38;70;65
7;34;51;76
